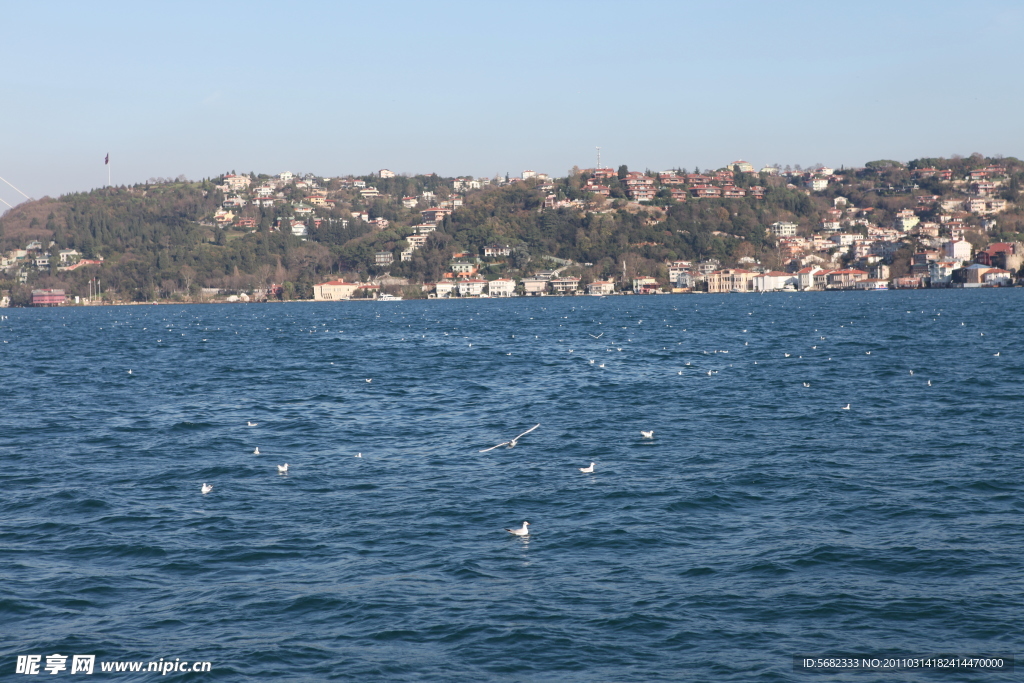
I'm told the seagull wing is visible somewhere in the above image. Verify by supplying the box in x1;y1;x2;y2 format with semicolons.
513;424;540;441
479;441;510;453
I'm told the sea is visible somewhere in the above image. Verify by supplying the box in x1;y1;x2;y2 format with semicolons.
1;290;1021;682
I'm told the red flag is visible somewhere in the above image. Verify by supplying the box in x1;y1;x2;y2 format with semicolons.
105;154;109;165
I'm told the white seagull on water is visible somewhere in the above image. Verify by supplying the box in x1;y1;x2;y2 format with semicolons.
247;421;258;427
201;483;213;495
253;447;260;455
580;462;595;473
504;521;530;536
641;430;654;439
842;404;850;410
480;424;540;452
277;463;288;474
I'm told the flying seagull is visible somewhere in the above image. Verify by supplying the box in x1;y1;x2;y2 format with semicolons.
504;521;530;536
479;424;540;452
580;462;595;473
201;483;213;495
589;332;604;339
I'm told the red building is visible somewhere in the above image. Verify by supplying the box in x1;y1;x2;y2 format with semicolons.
32;289;65;306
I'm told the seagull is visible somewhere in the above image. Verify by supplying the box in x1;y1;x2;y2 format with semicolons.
909;370;913;375
580;462;595;473
253;447;260;455
994;352;1000;356
365;378;372;383
201;483;213;495
127;369;132;375
927;380;932;386
589;333;604;339
355;452;362;458
247;421;258;427
803;382;810;387
865;351;871;355
784;353;790;358
641;430;654;439
598;363;605;368
479;424;540;452
277;463;288;474
841;404;850;410
504;521;530;536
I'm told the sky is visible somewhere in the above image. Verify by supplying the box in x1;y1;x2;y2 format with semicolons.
2;0;1023;204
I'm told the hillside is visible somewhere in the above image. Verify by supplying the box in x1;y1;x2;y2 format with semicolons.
2;156;1023;303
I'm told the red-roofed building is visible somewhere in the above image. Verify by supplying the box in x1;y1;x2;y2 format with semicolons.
826;269;869;289
420;207;453;223
622;173;656;201
690;186;722;198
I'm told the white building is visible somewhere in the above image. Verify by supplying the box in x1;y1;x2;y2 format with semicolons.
314;280;359;301
522;277;549;295
943;239;972;262
488;279;516;297
894;209;920;232
830;233;858;247
753;271;797;291
379;169;395;178
457;279;487;297
770;221;798;238
797;266;823;290
587;280;615;295
550;277;580;294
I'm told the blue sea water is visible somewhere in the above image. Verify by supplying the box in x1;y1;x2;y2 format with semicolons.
1;290;1022;681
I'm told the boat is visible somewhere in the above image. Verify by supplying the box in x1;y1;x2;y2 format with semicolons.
377;294;403;301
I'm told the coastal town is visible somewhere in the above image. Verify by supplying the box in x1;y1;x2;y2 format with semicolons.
2;155;1022;305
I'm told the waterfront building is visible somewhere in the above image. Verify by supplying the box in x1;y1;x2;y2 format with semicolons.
31;289;65;306
314;280;359;301
488;279;516;297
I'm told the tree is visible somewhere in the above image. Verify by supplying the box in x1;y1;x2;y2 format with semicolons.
617;165;629;180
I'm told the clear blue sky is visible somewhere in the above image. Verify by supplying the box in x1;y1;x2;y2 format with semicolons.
2;0;1023;203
